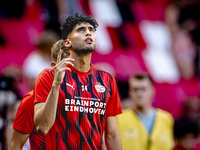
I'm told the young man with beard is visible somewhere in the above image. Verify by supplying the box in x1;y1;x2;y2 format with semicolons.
34;13;122;150
9;39;69;150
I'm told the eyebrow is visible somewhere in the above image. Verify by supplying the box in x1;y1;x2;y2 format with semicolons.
76;27;85;31
76;26;94;31
88;26;94;29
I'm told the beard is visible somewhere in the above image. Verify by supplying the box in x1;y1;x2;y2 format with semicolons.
73;42;96;54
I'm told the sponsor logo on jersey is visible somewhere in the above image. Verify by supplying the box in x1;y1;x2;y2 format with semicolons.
65;97;106;115
95;82;106;93
66;83;75;90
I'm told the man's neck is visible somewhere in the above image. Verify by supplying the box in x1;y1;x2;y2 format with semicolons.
134;105;153;115
70;51;92;72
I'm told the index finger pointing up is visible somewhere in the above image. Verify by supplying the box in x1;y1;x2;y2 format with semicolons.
57;49;62;64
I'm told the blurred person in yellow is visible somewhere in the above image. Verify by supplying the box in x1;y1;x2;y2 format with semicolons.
117;73;174;150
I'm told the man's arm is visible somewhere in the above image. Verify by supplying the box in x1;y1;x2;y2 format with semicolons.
105;116;122;150
8;129;29;150
34;83;60;135
34;50;74;135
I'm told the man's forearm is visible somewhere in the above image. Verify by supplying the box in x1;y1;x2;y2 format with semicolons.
9;144;22;150
105;116;122;150
106;131;122;150
9;129;29;150
34;84;60;134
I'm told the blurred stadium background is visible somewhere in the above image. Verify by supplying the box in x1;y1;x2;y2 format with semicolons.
0;0;200;149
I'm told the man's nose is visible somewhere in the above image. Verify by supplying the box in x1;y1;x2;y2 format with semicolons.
85;28;91;36
136;90;143;96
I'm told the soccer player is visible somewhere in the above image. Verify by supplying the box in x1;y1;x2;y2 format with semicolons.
34;13;122;150
117;73;174;150
9;39;69;150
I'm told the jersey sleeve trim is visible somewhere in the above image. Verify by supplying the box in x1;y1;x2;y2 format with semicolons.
106;109;122;117
13;125;33;134
34;68;54;104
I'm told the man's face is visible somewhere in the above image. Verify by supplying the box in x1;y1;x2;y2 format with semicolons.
129;78;154;108
67;22;97;54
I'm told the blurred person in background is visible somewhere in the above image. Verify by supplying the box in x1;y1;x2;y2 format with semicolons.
0;76;18;150
182;96;200;123
0;112;5;150
1;63;34;101
181;97;200;149
166;0;200;78
39;0;84;34
171;31;196;79
173;116;199;150
120;97;133;110
22;30;60;91
9;40;70;150
56;0;84;24
117;73;174;150
5;100;23;150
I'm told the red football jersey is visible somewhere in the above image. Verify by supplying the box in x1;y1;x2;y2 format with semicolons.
13;91;46;150
34;64;122;150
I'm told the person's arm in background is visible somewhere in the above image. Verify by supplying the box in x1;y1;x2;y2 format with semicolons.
105;116;122;150
8;91;35;150
9;130;29;150
34;50;74;134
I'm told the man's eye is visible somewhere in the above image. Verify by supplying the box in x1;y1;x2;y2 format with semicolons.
77;28;83;32
90;28;95;32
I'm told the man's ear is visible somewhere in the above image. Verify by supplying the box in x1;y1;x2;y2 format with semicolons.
51;61;56;67
64;39;71;48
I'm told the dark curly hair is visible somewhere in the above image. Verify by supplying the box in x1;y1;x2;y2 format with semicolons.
60;13;99;40
174;116;199;139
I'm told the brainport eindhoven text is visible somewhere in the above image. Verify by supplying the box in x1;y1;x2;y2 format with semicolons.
65;98;106;115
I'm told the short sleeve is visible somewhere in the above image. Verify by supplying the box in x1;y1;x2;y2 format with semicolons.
106;75;122;117
34;68;54;104
13;92;34;134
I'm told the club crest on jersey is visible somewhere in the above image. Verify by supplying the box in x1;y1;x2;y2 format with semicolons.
95;82;106;93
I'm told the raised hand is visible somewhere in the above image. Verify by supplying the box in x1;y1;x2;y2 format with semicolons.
53;49;74;86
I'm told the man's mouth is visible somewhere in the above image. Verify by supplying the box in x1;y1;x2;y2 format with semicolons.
85;38;93;43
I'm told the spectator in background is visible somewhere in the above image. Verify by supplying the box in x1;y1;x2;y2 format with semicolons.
120;97;133;110
117;73;174;150
182;96;200;123
40;0;84;34
0;76;18;150
2;64;26;99
5;100;23;150
166;0;200;78
56;0;84;24
22;30;60;91
173;116;199;150
180;97;200;149
171;31;196;79
0;113;5;150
